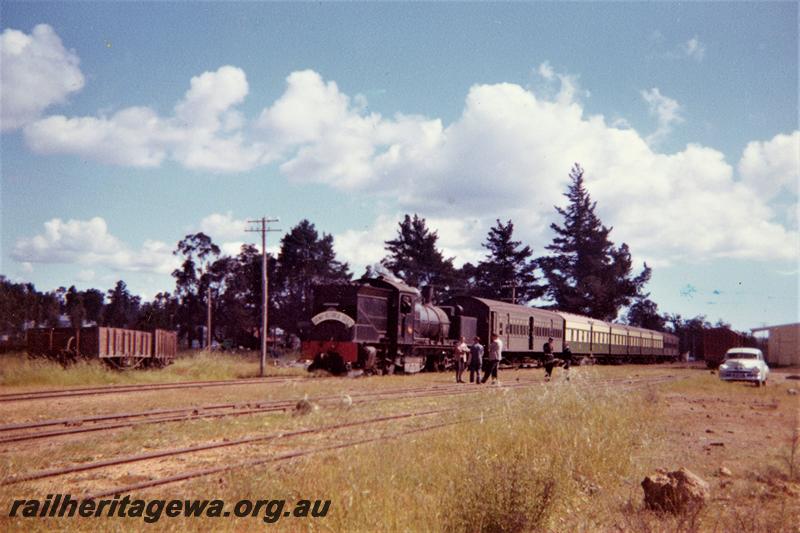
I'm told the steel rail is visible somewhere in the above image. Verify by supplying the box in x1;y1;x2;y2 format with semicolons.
0;378;543;444
3;407;448;486
0;375;677;445
0;369;668;431
83;416;475;500
0;379;480;433
3;375;680;489
0;376;303;403
81;375;680;498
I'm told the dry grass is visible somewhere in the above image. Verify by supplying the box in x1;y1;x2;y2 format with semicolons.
2;365;796;531
0;382;658;531
0;351;305;390
192;384;656;532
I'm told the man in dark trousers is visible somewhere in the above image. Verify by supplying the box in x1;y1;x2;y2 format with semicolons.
560;343;572;381
543;337;556;381
481;333;503;384
468;336;483;384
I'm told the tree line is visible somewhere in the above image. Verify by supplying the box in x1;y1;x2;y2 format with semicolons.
0;163;740;351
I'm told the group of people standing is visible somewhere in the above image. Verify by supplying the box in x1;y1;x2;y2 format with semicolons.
453;333;503;385
453;334;572;383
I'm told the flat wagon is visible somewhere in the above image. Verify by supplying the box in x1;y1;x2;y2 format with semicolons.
26;326;177;369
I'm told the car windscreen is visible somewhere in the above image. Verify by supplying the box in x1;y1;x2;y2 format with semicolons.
725;353;757;360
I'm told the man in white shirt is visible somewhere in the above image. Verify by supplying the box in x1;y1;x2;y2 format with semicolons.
481;332;503;384
454;336;469;383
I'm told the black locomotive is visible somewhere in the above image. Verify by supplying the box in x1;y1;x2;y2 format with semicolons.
301;274;678;374
300;275;466;374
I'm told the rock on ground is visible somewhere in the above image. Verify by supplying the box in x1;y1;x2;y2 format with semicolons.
641;467;710;513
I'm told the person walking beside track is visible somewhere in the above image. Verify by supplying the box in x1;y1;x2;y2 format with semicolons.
560;343;572;381
543;337;556;381
481;333;503;385
454;336;469;383
468;337;483;384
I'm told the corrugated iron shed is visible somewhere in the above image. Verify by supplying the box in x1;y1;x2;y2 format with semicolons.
751;322;800;366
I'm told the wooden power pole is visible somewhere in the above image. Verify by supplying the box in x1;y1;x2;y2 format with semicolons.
246;216;280;377
206;286;212;349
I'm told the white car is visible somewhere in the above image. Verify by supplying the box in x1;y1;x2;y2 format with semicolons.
718;348;770;386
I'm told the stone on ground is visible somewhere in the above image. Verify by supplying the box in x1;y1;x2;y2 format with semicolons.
641;467;710;513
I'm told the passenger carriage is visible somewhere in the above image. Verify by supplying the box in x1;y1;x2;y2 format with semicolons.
446;296;564;358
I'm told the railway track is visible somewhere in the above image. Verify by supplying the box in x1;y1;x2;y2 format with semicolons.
0;375;304;403
86;374;677;499
0;374;678;445
2;374;680;498
0;377;544;444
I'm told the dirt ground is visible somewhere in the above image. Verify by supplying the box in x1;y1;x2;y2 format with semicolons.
615;365;800;533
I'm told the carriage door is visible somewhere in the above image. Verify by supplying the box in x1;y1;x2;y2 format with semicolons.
528;317;534;350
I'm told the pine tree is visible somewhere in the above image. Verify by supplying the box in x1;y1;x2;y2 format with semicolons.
538;164;651;320
64;286;87;328
626;298;666;331
104;280;141;328
466;219;543;303
382;214;457;294
274;220;351;333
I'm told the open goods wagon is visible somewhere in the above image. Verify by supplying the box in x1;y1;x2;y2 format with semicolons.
26;327;177;369
698;327;743;368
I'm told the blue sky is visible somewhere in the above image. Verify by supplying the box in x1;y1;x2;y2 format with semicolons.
1;2;798;331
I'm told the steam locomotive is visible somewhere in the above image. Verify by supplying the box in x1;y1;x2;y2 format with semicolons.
301;274;678;375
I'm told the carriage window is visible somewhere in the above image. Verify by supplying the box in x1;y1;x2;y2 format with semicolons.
499;323;503;335
400;295;412;313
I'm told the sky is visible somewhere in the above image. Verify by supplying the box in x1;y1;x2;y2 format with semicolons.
1;2;798;331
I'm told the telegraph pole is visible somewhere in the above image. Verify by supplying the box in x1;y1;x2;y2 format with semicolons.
246;217;280;377
206;286;212;349
502;282;518;305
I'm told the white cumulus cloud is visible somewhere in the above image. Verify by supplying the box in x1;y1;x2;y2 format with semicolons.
0;24;85;131
198;212;250;242
23;63;267;172
6;28;796;267
738;131;800;199
13;217;179;274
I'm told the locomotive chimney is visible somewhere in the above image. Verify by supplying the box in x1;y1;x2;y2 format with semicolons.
422;285;435;305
